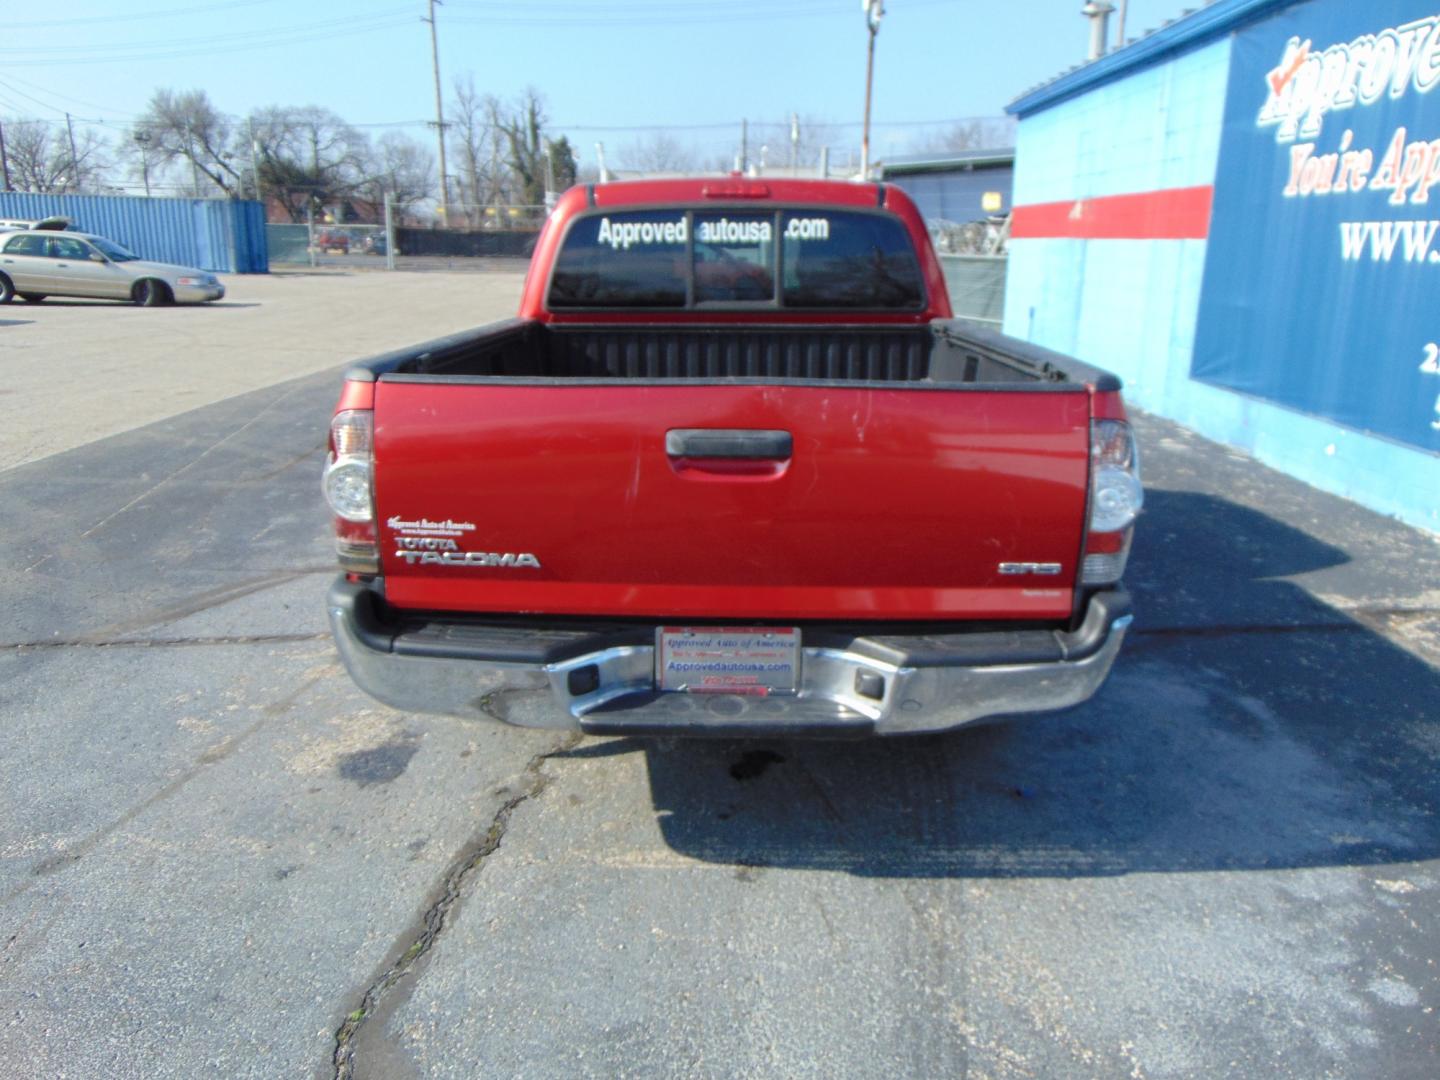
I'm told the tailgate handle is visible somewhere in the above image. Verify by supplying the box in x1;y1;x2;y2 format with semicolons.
665;429;792;460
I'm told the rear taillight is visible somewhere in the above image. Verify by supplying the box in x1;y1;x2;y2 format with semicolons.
1082;418;1142;586
323;409;379;574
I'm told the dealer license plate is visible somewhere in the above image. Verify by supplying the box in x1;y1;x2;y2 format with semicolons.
656;626;800;695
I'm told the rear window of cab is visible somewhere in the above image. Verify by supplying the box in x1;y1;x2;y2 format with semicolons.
547;208;925;310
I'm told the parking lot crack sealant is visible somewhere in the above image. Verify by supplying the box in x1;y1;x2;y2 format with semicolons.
330;733;583;1080
1;632;330;651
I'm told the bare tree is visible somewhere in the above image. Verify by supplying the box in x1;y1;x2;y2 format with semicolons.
116;125;162;196
492;88;550;208
362;131;435;215
135;89;243;196
247;105;369;221
449;76;507;224
918;118;1015;154
1;119;108;193
620;132;695;174
750;114;838;173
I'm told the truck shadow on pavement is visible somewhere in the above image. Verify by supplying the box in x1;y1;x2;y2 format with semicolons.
572;489;1440;878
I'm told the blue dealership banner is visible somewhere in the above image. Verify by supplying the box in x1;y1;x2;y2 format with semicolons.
1193;0;1440;453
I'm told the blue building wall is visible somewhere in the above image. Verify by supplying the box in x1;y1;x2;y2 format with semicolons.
1005;13;1438;533
1005;38;1230;390
0;192;267;274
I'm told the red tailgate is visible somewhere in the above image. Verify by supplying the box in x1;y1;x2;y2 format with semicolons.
373;382;1090;620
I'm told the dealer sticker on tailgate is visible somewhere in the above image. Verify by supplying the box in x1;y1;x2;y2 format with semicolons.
656;627;800;695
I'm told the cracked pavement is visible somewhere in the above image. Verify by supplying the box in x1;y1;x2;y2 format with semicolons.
2;274;1439;1078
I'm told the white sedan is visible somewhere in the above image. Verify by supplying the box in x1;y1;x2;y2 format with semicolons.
0;229;224;306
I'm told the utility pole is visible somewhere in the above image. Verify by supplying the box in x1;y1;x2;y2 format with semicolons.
0;121;11;191
423;0;450;224
247;116;261;203
790;112;799;175
860;0;884;181
185;125;201;195
64;113;80;191
308;122;322;220
384;194;396;271
133;129;153;196
464;148;478;226
740;118;748;175
490;135;501;222
306;201;316;268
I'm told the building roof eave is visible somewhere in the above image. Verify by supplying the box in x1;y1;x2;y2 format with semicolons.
881;153;1015;177
1007;0;1294;118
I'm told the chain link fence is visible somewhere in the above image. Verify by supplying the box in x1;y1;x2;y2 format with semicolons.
266;206;546;271
939;254;1007;329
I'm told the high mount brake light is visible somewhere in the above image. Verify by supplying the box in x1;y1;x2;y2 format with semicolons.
323;409;379;574
1083;418;1142;586
701;182;771;199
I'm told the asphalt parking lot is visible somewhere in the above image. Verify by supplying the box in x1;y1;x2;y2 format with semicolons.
2;271;1438;1079
0;269;528;472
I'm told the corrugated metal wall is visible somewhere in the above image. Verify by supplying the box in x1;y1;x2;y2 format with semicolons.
0;193;267;273
887;166;1014;223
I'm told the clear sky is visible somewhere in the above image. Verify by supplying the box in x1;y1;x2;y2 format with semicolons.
1;0;1198;171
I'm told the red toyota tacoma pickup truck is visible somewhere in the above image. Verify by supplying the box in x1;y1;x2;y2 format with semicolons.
323;178;1141;736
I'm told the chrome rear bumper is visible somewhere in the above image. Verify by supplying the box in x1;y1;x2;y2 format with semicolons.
328;579;1132;737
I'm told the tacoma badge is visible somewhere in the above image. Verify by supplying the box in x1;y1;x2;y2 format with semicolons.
396;551;542;568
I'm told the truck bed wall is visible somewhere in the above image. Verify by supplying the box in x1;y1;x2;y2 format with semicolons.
386;322;1051;386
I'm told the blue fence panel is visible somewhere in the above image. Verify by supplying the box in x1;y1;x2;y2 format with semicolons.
0;192;268;273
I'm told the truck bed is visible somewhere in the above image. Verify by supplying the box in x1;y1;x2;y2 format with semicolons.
352;319;1120;390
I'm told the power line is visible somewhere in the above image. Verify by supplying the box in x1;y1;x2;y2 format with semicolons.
0;12;418;67
0;72;140;120
0;77;77;118
5;0;288;30
443;0;957;26
555;116;1012;133
445;0;953;12
3;0;958;60
0;111;1008;135
0;9;415;56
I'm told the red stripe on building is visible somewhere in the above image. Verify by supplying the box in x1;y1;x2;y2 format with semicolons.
1010;185;1214;240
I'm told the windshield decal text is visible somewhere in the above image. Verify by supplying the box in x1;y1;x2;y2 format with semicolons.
596;217;687;250
696;218;772;245
784;217;831;240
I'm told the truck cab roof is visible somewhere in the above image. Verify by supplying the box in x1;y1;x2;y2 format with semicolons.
520;176;950;324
